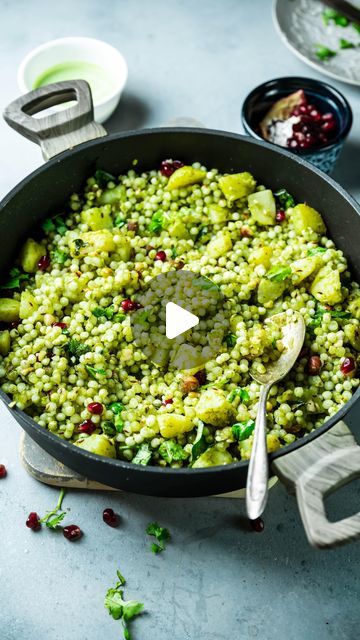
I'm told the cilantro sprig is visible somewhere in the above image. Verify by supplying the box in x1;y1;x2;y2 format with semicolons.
105;569;144;640
146;521;171;554
2;267;30;290
190;420;208;463
231;420;255;441
40;488;67;529
42;215;68;236
274;188;295;210
85;365;107;379
65;339;91;363
227;387;250;404
308;305;352;329
266;265;292;282
315;44;337;61
132;443;152;466
158;440;187;464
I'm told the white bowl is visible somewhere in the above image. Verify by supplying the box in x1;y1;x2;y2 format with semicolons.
17;36;128;123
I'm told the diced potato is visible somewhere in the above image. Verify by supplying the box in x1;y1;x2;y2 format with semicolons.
168;219;190;239
344;324;360;351
76;434;116;458
19;291;37;319
310;265;342;305
290;256;322;283
249;246;273;269
248;189;276;226
257;278;287;304
207;231;233;259
196;389;236;427
158;414;193;438
267;433;281;452
291;204;326;235
219;172;257;203
98;184;126;204
81;205;113;230
116;237;132;261
347;293;360;320
192;446;234;468
81;230;116;254
208;204;230;224
166;166;206;191
20;238;44;273
0;330;10;356
0;298;20;322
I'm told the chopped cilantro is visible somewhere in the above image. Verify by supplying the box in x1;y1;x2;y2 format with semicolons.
353;23;360;34
108;402;125;414
171;246;177;259
132;443;152;466
307;247;327;256
115;214;126;228
308;305;352;329
266;265;292;282
105;570;144;640
102;420;117;437
146;521;170;553
322;8;349;27
40;488;66;529
232;420;255;441
190;420;208;463
51;249;69;264
158;440;187;464
339;37;355;49
148;210;170;233
315;45;337;61
225;333;237;348
92;305;115;320
2;267;30;289
65;339;91;363
114;313;126;323
274;188;295;210
42;215;67;236
193;276;219;291
94;169;116;187
227;387;250;404
85;365;107;379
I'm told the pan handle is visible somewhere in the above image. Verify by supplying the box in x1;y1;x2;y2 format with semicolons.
272;421;360;548
3;80;106;161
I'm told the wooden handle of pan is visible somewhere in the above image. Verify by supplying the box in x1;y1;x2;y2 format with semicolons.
3;80;106;160
272;421;360;548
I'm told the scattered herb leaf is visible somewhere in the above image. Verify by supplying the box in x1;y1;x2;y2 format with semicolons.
40;488;66;529
65;339;91;363
225;333;237;348
105;570;144;640
146;521;170;553
115;215;126;228
315;44;337;61
266;265;292;282
132;443;152;466
322;8;349;27
232;420;255;441
193;276;219;291
190;420;208;463
108;402;125;415
102;420;116;437
92;306;115;321
227;387;250;404
73;238;86;254
274;188;295;210
85;365;107;379
307;247;327;256
308;305;352;329
51;249;69;264
2;267;30;289
95;169;116;187
171;246;177;259
42;215;67;236
339;37;355;49
158;440;187;464
148;210;170;233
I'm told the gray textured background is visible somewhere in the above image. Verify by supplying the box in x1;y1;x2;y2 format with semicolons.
0;1;359;639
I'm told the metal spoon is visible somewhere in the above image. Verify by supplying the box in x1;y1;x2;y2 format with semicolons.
246;311;305;520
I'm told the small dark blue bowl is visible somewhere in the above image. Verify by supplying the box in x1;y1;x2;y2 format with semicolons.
241;76;353;175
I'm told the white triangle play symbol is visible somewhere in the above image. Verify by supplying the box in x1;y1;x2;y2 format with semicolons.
165;302;199;339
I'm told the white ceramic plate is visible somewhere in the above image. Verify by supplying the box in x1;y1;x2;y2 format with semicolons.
273;0;360;87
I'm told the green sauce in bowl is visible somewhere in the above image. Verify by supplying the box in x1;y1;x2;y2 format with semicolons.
33;61;117;103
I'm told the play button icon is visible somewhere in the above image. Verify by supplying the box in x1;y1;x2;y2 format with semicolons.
131;270;229;370
165;302;199;339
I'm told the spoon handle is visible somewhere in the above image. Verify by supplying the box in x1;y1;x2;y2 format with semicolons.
246;383;271;520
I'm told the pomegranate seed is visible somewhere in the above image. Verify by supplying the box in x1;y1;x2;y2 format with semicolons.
38;255;51;271
121;299;137;312
63;524;82;541
26;512;41;530
87;402;103;415
321;120;336;133
299;105;307;114
0;464;7;478
250;517;265;532
292;107;301;117
307;355;322;375
155;250;167;262
276;210;286;223
103;508;119;527
288;138;298;148
322;112;334;121
52;322;67;329
162;398;173;405
160;159;184;177
340;357;356;375
78;419;96;434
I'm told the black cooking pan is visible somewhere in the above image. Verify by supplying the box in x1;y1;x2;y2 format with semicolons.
2;81;360;547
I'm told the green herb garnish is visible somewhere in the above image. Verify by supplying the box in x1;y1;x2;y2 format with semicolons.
339;37;355;49
108;402;125;414
85;365;107;379
308;305;352;329
105;569;144;640
132;443;152;466
40;488;66;529
95;169;116;187
193;276;219;291
231;420;255;441
65;339;91;363
274;188;295;210
146;521;171;554
148;210;170;233
227;387;250;404
42;215;67;236
190;420;208;463
73;238;86;254
115;215;126;228
225;333;237;348
307;247;327;256
135;310;149;325
92;305;115;321
322;8;349;27
266;265;292;282
315;45;337;60
51;249;69;264
2;267;30;289
171;246;177;259
102;420;117;437
158;440;187;464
